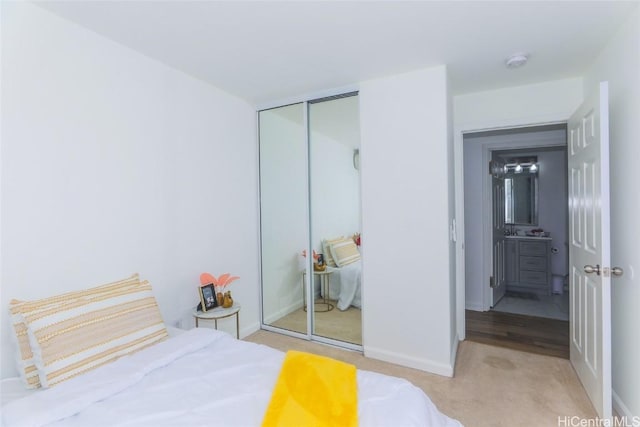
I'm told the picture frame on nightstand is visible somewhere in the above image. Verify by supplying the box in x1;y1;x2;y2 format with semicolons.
198;283;218;312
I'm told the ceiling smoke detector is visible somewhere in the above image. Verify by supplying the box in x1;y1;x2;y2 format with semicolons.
505;53;529;69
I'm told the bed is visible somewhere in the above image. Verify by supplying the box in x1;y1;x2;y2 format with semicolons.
2;328;460;426
322;235;363;311
328;260;362;311
2;274;461;427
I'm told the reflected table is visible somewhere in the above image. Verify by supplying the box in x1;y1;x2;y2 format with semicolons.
302;270;334;312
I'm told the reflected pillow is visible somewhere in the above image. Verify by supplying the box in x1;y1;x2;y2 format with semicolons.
322;236;346;268
330;239;361;267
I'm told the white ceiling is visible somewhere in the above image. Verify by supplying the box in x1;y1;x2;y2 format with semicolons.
35;1;638;105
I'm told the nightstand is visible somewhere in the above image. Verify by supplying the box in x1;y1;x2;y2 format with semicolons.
192;304;241;339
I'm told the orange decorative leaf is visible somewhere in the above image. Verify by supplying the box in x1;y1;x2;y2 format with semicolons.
200;272;217;286
225;276;240;286
217;273;231;285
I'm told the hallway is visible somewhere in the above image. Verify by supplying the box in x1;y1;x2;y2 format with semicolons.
465;309;569;359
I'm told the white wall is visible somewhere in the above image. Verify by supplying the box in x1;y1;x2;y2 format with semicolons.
310;129;360;255
454;78;583;131
360;66;455;376
583;7;640;418
0;3;258;378
446;76;457;367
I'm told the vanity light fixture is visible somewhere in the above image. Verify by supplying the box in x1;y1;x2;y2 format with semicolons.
503;156;538;174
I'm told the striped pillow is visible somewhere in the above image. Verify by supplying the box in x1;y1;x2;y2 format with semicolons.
9;273;141;389
19;278;168;388
323;236;347;268
330;239;361;267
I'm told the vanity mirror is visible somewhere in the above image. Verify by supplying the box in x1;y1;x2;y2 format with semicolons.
504;156;538;225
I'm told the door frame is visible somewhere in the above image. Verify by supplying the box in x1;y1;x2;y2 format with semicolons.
454;113;574;340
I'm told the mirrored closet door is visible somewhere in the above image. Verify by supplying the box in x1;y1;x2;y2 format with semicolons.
259;103;308;336
259;93;362;349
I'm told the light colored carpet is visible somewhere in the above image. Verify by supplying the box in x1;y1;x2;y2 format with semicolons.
268;301;362;345
245;330;596;427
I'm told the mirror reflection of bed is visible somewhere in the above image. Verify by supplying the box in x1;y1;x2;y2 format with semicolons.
270;237;363;345
327;255;362;312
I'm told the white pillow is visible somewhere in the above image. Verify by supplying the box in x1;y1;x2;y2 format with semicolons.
8;273;141;389
322;236;347;267
20;278;168;388
330;239;361;267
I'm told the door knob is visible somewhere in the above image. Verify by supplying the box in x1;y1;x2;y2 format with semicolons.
584;264;601;275
611;267;624;277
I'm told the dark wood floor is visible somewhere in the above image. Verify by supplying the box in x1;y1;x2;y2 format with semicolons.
465;310;569;359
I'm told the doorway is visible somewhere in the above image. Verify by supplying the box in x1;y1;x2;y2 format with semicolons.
463;124;570;356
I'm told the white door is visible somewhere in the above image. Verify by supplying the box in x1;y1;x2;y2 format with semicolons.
568;81;611;419
491;157;507;307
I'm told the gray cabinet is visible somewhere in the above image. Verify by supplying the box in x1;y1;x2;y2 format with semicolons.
505;239;519;284
505;237;551;294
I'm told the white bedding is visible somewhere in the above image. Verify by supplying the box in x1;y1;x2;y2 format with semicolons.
2;328;460;427
328;260;362;311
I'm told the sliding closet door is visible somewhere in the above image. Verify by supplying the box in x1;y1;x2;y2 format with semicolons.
259;104;308;335
308;94;362;346
258;94;362;349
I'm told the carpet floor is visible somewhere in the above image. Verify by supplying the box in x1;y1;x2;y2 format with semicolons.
244;330;596;427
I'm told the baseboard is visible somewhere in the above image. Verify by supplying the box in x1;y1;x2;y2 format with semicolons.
239;322;261;339
364;345;454;377
613;390;634;419
263;300;304;324
465;302;484;311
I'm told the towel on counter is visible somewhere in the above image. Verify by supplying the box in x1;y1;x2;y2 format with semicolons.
262;350;358;427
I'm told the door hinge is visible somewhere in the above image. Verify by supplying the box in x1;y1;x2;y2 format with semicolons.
489;276;495;288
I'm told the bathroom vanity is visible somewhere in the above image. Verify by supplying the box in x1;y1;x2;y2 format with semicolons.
505;236;552;295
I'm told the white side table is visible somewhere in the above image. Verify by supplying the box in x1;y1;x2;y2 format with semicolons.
192;304;241;339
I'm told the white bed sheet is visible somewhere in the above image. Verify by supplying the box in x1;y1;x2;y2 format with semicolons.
0;378;35;408
328;260;362;311
2;328;460;427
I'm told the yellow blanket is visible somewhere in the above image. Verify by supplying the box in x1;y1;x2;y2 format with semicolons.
262;350;358;427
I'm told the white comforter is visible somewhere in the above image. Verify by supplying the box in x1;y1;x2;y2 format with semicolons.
2;328;460;427
329;260;362;311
